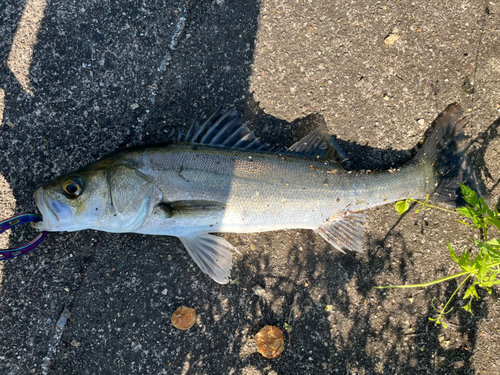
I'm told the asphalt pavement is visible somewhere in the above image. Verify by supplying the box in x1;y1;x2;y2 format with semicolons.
1;1;500;374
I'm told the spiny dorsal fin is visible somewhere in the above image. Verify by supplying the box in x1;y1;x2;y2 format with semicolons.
177;108;271;152
283;127;351;168
314;213;367;253
178;108;350;165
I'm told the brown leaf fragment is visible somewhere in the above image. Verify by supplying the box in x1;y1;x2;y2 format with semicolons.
171;306;197;330
254;325;285;358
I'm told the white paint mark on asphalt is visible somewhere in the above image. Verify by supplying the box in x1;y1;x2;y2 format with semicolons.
41;307;71;375
0;89;4;125
138;3;188;127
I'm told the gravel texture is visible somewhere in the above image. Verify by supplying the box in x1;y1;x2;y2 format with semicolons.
1;0;499;374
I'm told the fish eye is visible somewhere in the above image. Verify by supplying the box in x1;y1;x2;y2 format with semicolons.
62;177;83;198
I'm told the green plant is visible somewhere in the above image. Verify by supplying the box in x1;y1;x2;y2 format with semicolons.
377;184;500;328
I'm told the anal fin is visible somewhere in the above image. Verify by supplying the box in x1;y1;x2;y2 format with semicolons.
314;213;367;253
179;233;234;284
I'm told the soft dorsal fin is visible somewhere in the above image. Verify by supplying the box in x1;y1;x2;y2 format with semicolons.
177;108;271;152
283;127;351;168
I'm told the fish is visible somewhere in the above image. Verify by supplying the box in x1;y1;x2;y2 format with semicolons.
34;103;482;283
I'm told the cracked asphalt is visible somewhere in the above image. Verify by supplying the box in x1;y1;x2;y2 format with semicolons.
1;0;500;374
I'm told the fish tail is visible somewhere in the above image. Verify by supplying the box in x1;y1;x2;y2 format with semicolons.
411;103;486;206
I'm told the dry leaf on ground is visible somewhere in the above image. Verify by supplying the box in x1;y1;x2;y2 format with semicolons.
171;306;197;330
254;325;285;358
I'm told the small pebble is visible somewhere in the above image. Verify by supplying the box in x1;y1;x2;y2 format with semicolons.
252;285;265;296
384;33;400;46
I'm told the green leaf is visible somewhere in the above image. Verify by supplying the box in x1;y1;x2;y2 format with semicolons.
473;238;488;252
462;298;473;314
458;251;471;271
478;197;488;214
473;254;488;279
472;216;485;228
463;284;479;301
478;274;497;289
456;206;480;218
459;184;480;208
284;322;293;333
395;200;410;215
482;198;495;217
486;239;500;247
473;239;500;260
447;239;459;263
485;217;500;232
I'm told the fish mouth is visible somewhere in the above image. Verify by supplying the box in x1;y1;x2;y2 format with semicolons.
34;187;56;231
34;187;74;231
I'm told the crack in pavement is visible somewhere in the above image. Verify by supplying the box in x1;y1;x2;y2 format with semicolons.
43;247;97;375
469;2;489;128
137;1;190;127
41;307;71;375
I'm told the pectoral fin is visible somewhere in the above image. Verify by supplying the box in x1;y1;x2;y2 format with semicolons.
158;200;225;217
179;233;234;284
314;213;367;253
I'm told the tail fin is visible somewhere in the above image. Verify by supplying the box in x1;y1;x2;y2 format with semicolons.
410;103;486;206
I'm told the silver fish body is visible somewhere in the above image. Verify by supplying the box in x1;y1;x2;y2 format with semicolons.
34;104;478;283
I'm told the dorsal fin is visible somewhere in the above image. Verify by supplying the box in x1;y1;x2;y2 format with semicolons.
177;108;350;166
177;108;271;152
281;127;351;167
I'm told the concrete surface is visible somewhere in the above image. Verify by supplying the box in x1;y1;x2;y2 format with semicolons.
1;0;500;374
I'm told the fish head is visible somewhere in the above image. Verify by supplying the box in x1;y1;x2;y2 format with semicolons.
34;167;111;232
